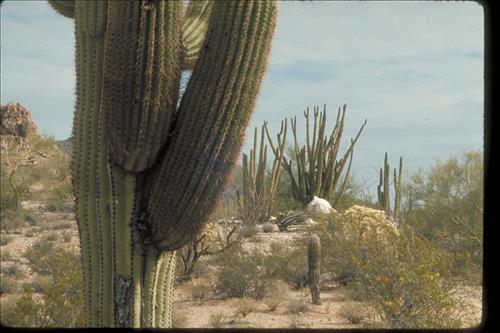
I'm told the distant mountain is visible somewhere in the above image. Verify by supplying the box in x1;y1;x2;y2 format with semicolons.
56;137;73;155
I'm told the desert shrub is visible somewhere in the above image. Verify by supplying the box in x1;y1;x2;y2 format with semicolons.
239;224;259;238
318;207;463;328
261;223;275;233
0;296;19;324
0;276;20;294
208;312;227;328
1;264;24;278
272;170;302;212
0;248;13;261
263;242;308;289
404;151;483;284
0;234;14;246
171;310;189;328
177;222;239;282
191;281;210;303
0;209;34;231
29;275;52;293
1;134;72;222
287;299;309;314
215;246;271;299
24;238;54;275
338;303;369;324
234;298;255;317
44;231;58;242
61;230;72;243
4;243;84;327
264;279;288;311
51;221;74;230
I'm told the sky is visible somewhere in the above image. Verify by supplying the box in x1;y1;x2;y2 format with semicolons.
0;1;484;189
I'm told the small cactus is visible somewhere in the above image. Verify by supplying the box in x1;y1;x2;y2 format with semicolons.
307;234;321;305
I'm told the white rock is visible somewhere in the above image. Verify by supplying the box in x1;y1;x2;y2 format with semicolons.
306;196;335;215
304;218;317;225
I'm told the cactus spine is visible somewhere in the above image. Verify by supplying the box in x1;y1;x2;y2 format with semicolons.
239;120;287;225
377;153;403;223
267;105;367;207
308;234;321;305
49;0;278;327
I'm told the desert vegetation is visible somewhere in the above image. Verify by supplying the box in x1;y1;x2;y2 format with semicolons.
0;99;483;328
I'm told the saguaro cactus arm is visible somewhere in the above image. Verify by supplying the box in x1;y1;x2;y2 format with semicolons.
48;0;75;18
102;0;183;172
181;0;213;70
148;0;279;251
377;153;403;222
393;156;403;222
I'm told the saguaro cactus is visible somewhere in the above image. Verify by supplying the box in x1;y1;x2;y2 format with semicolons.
377;153;403;223
48;0;278;327
238;120;287;225
307;234;321;305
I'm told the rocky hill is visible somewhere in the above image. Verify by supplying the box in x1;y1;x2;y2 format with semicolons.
0;102;37;139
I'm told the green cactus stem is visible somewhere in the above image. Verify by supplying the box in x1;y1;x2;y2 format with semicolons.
147;0;278;251
377;153;403;223
49;0;278;327
308;234;321;305
267;105;367;207
238;120;287;225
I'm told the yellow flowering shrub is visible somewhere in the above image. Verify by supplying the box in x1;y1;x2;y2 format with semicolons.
316;206;462;328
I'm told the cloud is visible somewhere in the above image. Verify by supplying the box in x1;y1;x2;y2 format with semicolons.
0;1;484;183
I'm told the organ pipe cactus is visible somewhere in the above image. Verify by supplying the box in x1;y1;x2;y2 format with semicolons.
377;153;403;223
307;234;321;305
238;120;287;225
267;105;367;207
48;0;278;327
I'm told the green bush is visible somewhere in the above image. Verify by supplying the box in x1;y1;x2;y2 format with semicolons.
234;298;255;317
208;312;227;328
239;224;259;239
4;242;84;327
1;264;24;278
191;281;210;303
0;234;14;246
61;230;72;243
0;134;72;219
215;246;271;299
337;303;369;324
263;242;308;289
404;150;483;284
263;279;288;311
24;238;55;275
0;209;34;231
286;299;309;314
318;208;463;328
0;276;20;294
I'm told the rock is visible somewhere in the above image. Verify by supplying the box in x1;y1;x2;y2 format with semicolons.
304;218;317;225
261;223;279;232
0;102;37;138
306;196;335;215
